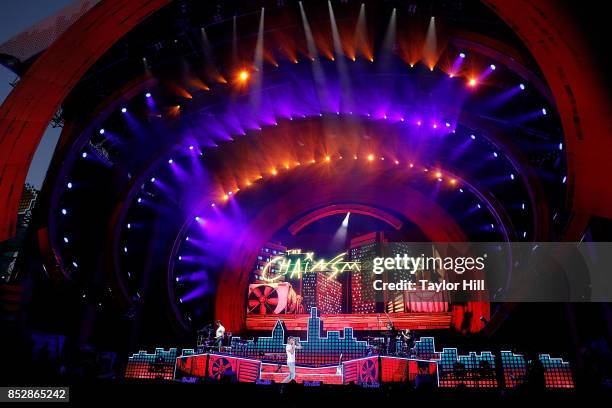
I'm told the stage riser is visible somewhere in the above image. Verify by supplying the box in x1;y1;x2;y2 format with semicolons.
246;312;452;331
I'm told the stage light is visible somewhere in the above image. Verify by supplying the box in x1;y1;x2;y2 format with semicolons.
490;223;495;229
519;83;526;90
67;182;73;189
189;145;194;150
450;179;457;185
63;237;69;243
123;247;128;253
127;223;131;229
368;154;374;161
150;177;156;182
168;159;173;164
432;123;438;129
325;156;331;162
459;188;464;193
223;194;229;200
271;169;278;175
409;163;414;168
435;171;442;178
523;231;527;238
99;129;105;135
510;173;515;180
522;203;526;210
493;152;498;158
342;212;350;227
73;262;78;268
470;134;476;140
468;78;477;87
490;64;496;70
400;118;405;122
61;209;67;215
559;142;563;150
238;70;249;82
211;203;215;207
121;107;127;113
416;120;422;126
459;52;466;58
477;204;482;209
542;108;547;115
445;122;451;127
394;160;399;165
82;152;87;158
145;92;151;98
137;197;142;203
178;256;182;261
562;176;567;184
195;216;200;221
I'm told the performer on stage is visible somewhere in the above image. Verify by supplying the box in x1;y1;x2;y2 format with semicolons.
215;320;225;349
284;336;302;382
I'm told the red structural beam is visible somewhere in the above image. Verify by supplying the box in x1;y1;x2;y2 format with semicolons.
288;203;404;235
0;0;170;240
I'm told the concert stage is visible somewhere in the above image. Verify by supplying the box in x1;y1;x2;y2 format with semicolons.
126;308;574;389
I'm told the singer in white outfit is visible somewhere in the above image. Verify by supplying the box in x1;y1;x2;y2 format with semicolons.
284;336;301;382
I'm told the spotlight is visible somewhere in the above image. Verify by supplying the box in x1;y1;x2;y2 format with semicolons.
432;123;438;129
145;92;152;98
189;145;194;150
342;212;350;227
450;179;457;185
123;247;128;253
178;256;182;261
519;83;526;90
562;176;567;184
168;159;173;164
470;134;476;140
468;78;477;87
435;171;442;178
127;223;131;229
137;198;142;203
368;154;374;161
72;261;78;268
490;64;496;70
523;231;527;238
195;216;200;221
493;152;498;158
82;152;87;158
521;203;526;210
223;194;229;200
541;108;547;115
510;174;515;180
63;237;69;243
416;120;422;126
445;122;451;128
238;70;249;82
211;203;215;207
271;169;278;175
559;143;563;150
325;156;331;162
99;129;105;135
394;160;399;165
67;182;73;189
61;209;67;215
459;52;466;58
121;107;127;113
409;163;414;168
150;177;156;182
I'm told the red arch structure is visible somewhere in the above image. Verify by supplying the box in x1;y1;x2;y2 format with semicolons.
0;0;171;240
212;173;488;333
0;1;609;235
